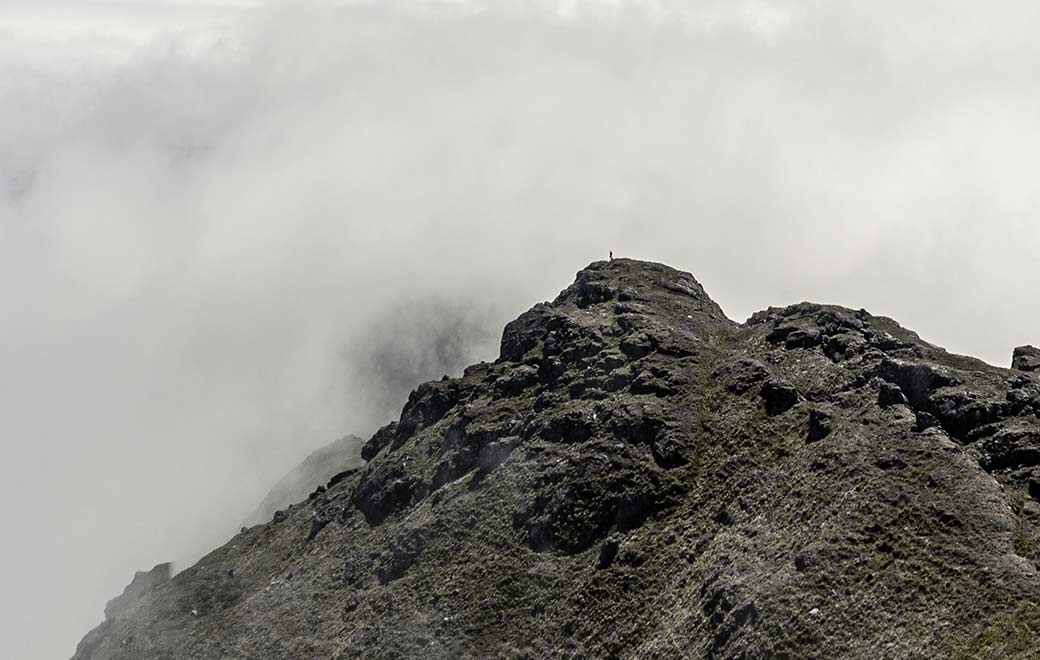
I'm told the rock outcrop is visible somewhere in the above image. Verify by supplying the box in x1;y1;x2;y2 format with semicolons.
1014;345;1040;373
74;563;173;659
244;434;364;527
103;563;173;621
72;259;1040;660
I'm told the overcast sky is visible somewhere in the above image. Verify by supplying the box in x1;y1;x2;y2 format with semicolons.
2;1;1039;658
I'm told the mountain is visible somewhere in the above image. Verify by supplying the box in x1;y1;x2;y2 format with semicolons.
72;259;1040;659
243;434;364;528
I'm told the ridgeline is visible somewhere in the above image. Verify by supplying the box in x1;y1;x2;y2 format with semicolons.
74;259;1040;659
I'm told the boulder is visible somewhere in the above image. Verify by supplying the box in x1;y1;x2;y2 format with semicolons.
1012;345;1040;372
807;408;833;443
877;381;909;408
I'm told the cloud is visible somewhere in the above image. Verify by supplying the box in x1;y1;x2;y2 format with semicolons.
2;2;1040;658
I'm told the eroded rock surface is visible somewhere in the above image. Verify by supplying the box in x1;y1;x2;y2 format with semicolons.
72;260;1040;660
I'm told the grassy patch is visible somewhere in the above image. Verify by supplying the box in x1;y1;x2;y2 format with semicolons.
953;602;1040;660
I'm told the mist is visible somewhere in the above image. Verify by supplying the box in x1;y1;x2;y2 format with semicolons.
2;1;1039;658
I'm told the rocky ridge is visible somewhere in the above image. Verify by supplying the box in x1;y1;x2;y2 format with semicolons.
73;259;1040;659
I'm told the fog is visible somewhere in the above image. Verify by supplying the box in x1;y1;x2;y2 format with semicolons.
1;1;1039;658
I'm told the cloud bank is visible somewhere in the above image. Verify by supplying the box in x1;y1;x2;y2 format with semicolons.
2;1;1040;658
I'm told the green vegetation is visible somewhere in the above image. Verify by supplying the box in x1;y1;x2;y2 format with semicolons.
954;602;1040;660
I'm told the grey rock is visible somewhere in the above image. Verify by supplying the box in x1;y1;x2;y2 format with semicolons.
877;381;909;408
1013;345;1040;372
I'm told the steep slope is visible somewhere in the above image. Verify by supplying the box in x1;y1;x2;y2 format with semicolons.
72;259;1040;660
243;435;364;528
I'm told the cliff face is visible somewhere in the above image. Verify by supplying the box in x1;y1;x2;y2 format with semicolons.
73;259;1040;660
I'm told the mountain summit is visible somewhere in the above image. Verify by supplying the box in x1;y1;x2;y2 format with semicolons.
73;259;1039;659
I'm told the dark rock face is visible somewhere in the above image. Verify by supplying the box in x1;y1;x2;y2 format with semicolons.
877;381;909;408
806;408;833;443
1013;345;1040;372
72;260;1040;660
761;378;799;416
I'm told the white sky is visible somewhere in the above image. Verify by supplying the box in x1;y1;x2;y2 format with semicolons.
2;2;1039;659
